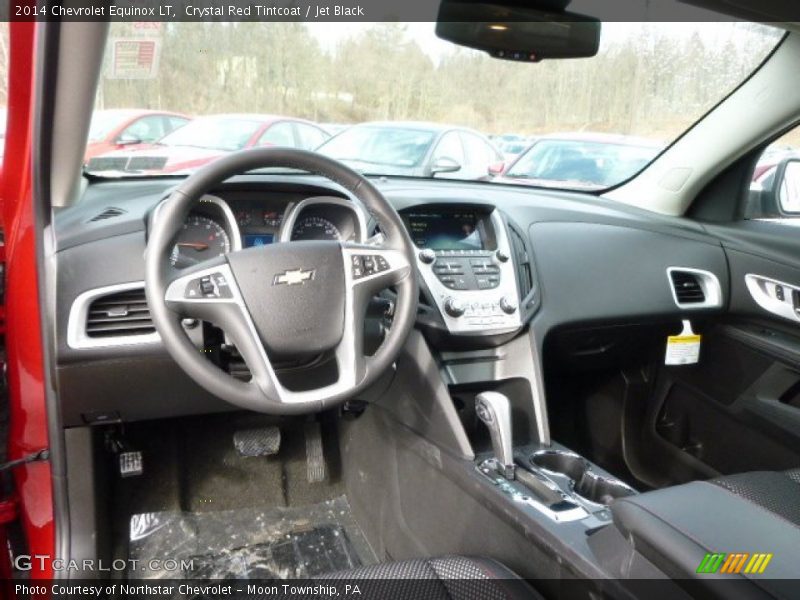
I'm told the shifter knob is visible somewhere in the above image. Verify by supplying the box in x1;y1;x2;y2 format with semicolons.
475;392;515;479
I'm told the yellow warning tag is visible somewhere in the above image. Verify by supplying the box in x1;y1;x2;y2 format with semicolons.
665;320;701;365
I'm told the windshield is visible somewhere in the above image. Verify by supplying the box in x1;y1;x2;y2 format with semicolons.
504;139;663;189
318;126;436;168
84;21;781;191
158;118;264;151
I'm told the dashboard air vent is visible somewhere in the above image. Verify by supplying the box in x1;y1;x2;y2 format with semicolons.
507;224;534;299
86;288;155;338
670;271;706;304
89;207;127;222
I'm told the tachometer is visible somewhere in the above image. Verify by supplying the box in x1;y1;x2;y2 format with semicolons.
170;215;231;268
291;216;342;241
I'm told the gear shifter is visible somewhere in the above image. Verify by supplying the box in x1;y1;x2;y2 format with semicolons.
476;392;515;479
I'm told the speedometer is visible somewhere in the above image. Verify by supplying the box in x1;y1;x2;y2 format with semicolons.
291;216;342;241
170;215;231;268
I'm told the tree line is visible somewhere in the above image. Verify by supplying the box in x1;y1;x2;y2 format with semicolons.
0;22;784;142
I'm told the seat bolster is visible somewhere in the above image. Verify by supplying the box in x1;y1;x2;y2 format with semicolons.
320;555;542;600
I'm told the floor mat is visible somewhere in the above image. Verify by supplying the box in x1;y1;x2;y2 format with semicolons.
128;496;376;580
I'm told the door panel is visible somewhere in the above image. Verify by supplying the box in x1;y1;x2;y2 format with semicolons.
637;221;800;484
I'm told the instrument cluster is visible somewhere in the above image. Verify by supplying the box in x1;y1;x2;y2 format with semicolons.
169;194;367;264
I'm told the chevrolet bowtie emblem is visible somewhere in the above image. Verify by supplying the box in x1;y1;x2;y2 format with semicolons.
273;268;315;286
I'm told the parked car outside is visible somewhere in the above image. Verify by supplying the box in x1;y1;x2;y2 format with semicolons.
498;138;532;163
320;123;350;136
316;121;504;180
84;109;191;162
86;114;331;175
498;132;665;190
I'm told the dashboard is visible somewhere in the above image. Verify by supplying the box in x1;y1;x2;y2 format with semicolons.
53;174;733;425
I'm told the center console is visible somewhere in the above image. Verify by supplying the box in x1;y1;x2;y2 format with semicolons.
402;206;524;336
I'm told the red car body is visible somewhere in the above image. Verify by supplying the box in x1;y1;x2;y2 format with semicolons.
86;114;330;175
83;108;190;161
2;20;54;585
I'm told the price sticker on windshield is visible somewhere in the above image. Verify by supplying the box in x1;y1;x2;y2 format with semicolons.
665;320;701;365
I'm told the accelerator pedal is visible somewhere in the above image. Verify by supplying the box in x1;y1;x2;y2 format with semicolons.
305;422;327;483
233;426;281;457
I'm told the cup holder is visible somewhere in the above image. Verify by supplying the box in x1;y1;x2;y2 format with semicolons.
574;471;636;506
530;450;590;482
530;450;637;507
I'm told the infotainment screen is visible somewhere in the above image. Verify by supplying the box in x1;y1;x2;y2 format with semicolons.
406;211;484;250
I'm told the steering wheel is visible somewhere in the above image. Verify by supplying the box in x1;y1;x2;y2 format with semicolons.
145;148;418;414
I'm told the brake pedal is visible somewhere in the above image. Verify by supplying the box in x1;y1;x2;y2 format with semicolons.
305;422;327;483
233;426;281;457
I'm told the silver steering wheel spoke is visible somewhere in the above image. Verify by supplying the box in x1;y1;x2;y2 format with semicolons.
164;262;280;401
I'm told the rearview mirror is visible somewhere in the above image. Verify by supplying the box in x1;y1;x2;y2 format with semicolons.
776;158;800;214
431;157;462;175
436;1;601;62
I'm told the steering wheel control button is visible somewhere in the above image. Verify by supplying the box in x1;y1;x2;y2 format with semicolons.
199;277;215;296
184;273;233;299
419;248;436;264
444;297;466;317
351;254;391;280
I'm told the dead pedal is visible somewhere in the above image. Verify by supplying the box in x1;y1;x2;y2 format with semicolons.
233;426;281;457
305;422;327;483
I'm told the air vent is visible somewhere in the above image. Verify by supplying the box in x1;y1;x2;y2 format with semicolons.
507;224;534;300
86;288;155;338
669;271;706;304
89;207;127;222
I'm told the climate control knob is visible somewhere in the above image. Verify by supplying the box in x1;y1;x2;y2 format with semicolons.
496;249;510;262
419;249;436;264
499;296;517;314
444;297;466;318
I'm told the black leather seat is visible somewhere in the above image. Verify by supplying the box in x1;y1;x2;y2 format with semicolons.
710;468;800;527
321;556;541;600
611;469;800;599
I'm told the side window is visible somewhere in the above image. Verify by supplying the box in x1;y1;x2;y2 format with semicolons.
747;127;800;221
119;115;167;143
257;122;296;147
431;131;464;165
295;124;328;150
166;116;190;133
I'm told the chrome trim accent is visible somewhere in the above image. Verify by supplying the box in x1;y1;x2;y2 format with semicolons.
416;209;522;336
151;194;243;254
475;392;515;478
67;281;161;349
199;194;243;252
745;273;800;324
666;266;723;309
279;196;369;243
